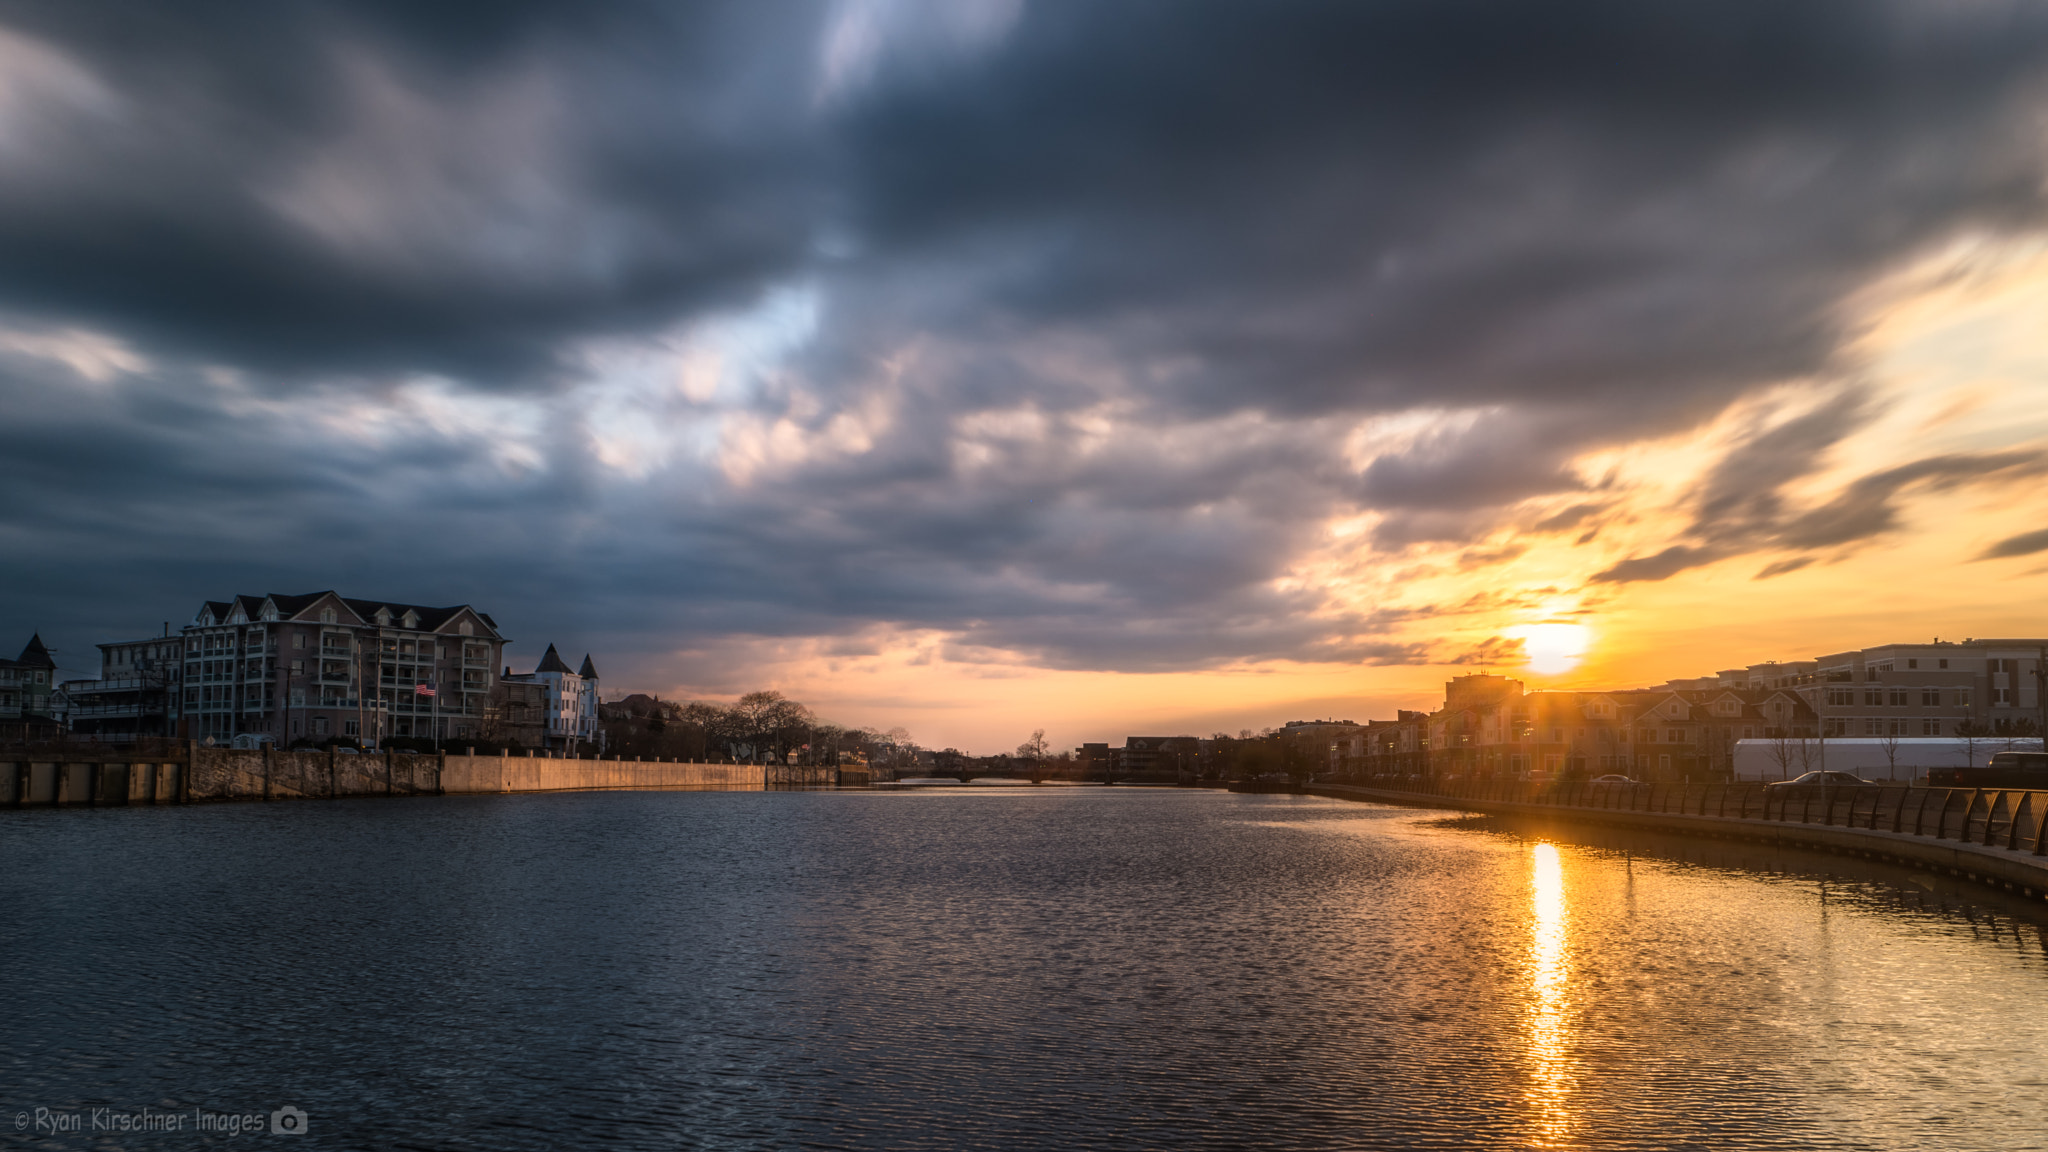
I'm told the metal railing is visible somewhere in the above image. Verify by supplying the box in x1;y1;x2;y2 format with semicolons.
1362;778;2048;856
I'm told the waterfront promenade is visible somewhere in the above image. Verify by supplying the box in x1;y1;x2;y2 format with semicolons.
1314;778;2048;899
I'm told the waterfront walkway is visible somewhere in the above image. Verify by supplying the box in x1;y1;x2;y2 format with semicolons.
1311;779;2048;900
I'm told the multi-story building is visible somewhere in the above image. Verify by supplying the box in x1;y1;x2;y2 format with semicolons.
1360;711;1430;778
1803;639;2046;739
1;634;61;741
178;591;507;747
501;645;602;752
1277;719;1362;774
58;632;186;741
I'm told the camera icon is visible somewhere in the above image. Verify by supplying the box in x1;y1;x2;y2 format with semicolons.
270;1106;308;1136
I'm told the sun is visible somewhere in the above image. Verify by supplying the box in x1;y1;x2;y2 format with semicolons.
1509;622;1593;675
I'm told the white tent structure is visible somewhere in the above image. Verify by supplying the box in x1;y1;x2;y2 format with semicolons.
1733;737;2046;782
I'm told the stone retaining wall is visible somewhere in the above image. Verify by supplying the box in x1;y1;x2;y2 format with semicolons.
3;745;863;806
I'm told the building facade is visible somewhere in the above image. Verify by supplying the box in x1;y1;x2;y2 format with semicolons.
501;645;602;752
178;591;507;747
1;634;61;741
58;633;186;741
1803;639;2047;740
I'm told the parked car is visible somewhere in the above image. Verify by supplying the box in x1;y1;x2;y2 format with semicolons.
1586;774;1645;788
1925;751;2048;789
1764;770;1871;790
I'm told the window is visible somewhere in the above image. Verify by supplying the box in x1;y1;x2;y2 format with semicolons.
1956;691;1971;707
1863;690;1882;706
343;720;359;737
1888;720;1906;736
1888;690;1908;707
1907;659;1918;670
293;633;306;650
1824;718;1849;737
1549;727;1563;742
1922;689;1941;706
1995;688;2014;705
1923;719;1942;736
313;717;329;736
1742;727;1754;739
321;608;336;624
1827;689;1853;706
1938;659;1949;669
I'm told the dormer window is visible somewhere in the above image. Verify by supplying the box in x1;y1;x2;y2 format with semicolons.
375;608;392;626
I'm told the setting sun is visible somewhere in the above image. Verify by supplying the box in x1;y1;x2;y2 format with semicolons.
1510;624;1593;675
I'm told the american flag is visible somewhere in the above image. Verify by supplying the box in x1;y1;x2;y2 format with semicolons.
415;681;436;698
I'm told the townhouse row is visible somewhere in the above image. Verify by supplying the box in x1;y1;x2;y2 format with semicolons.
1338;636;2047;782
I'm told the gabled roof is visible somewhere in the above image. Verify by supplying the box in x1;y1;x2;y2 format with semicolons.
188;592;504;640
534;644;575;675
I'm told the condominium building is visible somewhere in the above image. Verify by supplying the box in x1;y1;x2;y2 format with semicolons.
178;591;507;746
1804;639;2047;738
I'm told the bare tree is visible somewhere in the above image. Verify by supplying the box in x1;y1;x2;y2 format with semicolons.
1876;721;1904;782
1016;728;1049;780
1767;731;1798;782
1955;720;1991;774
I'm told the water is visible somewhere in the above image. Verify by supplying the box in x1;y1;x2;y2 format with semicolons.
4;788;2047;1150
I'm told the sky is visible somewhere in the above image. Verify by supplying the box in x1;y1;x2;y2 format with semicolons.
2;0;2046;754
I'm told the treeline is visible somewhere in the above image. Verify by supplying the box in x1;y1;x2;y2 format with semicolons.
600;690;918;769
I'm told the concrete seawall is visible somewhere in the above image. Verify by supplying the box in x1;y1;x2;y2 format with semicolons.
4;745;860;806
1313;782;2048;900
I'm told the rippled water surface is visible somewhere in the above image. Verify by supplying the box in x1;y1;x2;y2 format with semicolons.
6;789;2048;1149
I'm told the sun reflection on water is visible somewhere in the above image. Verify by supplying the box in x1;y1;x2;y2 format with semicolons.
1526;841;1574;1147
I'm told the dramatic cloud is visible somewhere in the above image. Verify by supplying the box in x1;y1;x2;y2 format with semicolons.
5;0;2048;710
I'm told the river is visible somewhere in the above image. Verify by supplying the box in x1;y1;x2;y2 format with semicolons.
4;788;2046;1149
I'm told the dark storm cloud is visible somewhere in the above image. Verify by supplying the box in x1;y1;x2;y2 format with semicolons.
5;0;2048;677
837;0;2048;418
0;1;828;383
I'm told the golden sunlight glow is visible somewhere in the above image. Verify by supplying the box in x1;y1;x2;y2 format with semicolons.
1525;841;1573;1147
1510;623;1592;675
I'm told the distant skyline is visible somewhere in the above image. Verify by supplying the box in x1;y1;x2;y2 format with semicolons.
3;2;2046;754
